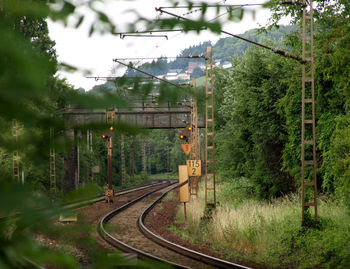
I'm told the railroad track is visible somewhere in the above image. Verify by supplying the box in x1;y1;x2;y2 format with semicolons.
139;186;253;269
98;182;252;269
63;180;171;210
0;181;169;223
3;181;174;269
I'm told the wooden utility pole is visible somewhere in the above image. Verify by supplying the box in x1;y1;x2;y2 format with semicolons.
205;47;216;208
12;119;20;183
301;0;317;225
50;128;56;193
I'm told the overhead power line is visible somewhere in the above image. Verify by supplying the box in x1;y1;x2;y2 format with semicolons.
120;34;169;39
113;28;206;35
113;59;185;88
114;55;205;61
155;7;304;63
157;4;265;9
86;76;157;81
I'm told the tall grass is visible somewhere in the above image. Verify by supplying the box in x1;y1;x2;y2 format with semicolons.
174;180;350;268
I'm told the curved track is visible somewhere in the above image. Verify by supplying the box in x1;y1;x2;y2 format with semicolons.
138;186;253;269
0;181;168;223
98;183;216;269
98;182;252;268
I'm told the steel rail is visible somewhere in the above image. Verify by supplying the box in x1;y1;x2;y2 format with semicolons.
138;187;253;269
63;181;168;210
0;181;167;223
3;182;171;269
98;182;190;269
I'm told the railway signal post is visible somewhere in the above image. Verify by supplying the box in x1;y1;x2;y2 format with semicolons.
103;108;116;203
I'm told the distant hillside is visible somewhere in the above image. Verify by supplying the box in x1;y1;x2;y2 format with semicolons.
125;25;297;76
91;25;297;93
212;25;297;61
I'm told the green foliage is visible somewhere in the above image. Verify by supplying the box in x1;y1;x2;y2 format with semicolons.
1;0;239;267
322;116;350;208
215;46;294;199
214;1;350;207
177;182;350;268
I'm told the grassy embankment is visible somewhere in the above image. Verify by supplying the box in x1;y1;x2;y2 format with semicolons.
169;178;350;268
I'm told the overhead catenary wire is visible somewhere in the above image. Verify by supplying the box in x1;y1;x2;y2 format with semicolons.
120;34;169;40
114;55;205;61
113;28;207;35
158;3;266;9
155;7;304;63
111;60;198;123
123;0;225;66
86;76;157;81
113;59;186;89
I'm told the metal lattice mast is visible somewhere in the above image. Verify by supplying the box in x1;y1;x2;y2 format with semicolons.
12;119;20;183
190;78;200;197
205;46;216;207
301;0;317;225
121;134;126;185
50;128;56;193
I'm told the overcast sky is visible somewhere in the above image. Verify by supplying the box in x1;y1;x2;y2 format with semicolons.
48;0;274;91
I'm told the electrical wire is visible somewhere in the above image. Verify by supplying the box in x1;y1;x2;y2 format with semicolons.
158;3;266;9
113;55;205;61
113;59;186;88
155;7;303;63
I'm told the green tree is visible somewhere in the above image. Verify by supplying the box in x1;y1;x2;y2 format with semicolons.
216;46;295;198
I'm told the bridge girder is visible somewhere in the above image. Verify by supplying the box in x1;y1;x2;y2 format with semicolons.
62;107;205;129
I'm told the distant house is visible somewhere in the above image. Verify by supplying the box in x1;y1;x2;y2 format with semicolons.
166;72;178;81
222;61;232;69
187;62;205;73
168;69;179;74
177;73;190;80
214;59;221;66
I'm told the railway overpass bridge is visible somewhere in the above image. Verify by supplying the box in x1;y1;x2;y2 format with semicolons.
62;103;204;129
59;101;204;193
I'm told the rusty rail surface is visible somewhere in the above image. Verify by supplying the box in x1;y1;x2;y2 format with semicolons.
98;182;190;269
138;186;253;269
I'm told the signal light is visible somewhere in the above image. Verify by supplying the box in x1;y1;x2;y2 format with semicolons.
179;125;193;142
109;126;114;131
101;134;108;140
